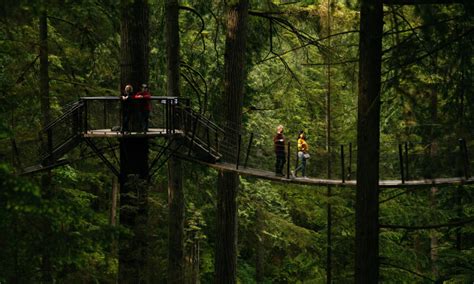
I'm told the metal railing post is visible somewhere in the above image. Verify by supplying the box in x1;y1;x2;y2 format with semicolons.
348;142;352;180
206;127;211;154
103;100;107;129
187;115;199;157
244;133;254;168
341;144;345;183
459;138;470;179
166;99;170;134
404;141;409;180
83;100;88;133
215;132;219;155
399;143;405;183
286;141;291;179
47;128;53;158
236;134;242;169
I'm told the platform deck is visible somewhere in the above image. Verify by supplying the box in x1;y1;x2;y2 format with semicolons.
82;128;183;138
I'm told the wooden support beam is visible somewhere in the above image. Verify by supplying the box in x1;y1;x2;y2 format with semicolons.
383;0;465;5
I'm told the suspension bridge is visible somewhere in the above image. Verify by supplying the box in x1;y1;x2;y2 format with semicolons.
16;96;473;188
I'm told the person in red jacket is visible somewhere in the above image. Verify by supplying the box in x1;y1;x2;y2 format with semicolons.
133;83;152;132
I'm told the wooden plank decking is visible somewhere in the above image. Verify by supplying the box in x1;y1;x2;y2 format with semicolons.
192;160;474;188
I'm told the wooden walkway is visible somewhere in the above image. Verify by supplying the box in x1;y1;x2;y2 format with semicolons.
188;159;474;188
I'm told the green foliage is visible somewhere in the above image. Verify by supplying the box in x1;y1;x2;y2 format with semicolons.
1;0;472;282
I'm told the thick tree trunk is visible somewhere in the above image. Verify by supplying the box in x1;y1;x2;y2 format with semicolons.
355;0;383;283
215;1;249;283
165;0;185;282
118;0;150;282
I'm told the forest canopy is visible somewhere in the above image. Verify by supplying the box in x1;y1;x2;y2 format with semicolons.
0;0;473;283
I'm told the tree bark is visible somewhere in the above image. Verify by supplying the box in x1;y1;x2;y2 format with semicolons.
118;0;150;282
355;0;383;283
165;0;185;282
255;208;264;283
39;10;50;128
325;1;333;282
215;1;249;283
110;177;118;226
39;9;54;283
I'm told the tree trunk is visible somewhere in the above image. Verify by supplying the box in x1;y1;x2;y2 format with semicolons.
325;0;333;282
429;87;439;279
355;0;383;283
39;9;53;283
40;10;50;128
167;155;184;283
118;0;150;282
165;0;185;282
110;177;118;226
215;1;249;283
255;208;264;283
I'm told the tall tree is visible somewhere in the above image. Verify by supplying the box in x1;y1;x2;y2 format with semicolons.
39;7;53;283
165;0;185;282
118;0;150;282
325;1;333;283
355;0;383;283
215;0;249;283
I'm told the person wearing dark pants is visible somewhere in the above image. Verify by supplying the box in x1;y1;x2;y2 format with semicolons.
294;130;309;178
121;84;134;132
273;125;286;176
133;83;152;132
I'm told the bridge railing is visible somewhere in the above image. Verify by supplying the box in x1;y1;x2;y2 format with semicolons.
39;101;84;162
174;106;225;160
238;129;472;182
81;96;184;134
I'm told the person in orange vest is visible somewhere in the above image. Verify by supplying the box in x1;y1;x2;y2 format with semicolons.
294;130;309;178
273;125;286;176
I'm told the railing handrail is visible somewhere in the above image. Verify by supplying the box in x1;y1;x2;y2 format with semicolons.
43;101;84;132
181;107;226;135
80;96;180;100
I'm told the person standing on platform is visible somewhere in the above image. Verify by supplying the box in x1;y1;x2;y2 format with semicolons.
121;84;134;132
295;130;309;178
273;125;286;176
133;83;152;132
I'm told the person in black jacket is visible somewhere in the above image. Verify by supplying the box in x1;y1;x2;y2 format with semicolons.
273;125;286;176
121;84;133;132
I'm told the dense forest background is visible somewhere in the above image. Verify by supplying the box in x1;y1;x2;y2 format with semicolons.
1;0;473;282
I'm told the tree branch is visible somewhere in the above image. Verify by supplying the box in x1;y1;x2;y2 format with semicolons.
382;28;474;75
380;217;474;230
383;0;465;5
380;261;435;282
15;55;39;84
179;5;206;53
